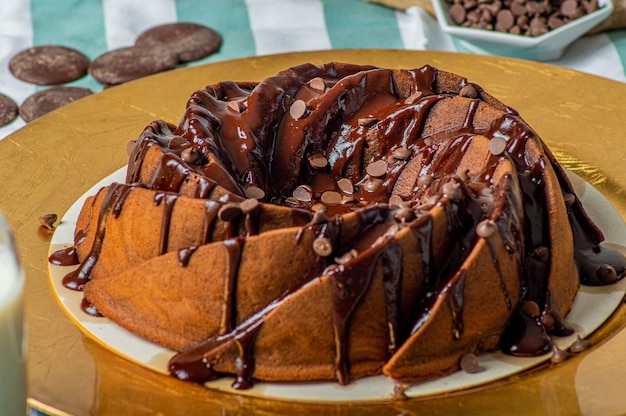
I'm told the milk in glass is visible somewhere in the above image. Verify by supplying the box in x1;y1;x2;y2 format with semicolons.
0;214;25;416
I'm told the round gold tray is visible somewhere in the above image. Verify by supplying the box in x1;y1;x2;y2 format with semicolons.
3;50;626;415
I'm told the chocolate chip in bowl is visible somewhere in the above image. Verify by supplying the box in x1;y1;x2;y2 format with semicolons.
431;0;613;60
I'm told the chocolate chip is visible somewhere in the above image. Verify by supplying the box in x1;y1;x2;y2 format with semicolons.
389;194;404;207
181;147;201;164
334;249;358;265
511;1;528;15
39;213;58;231
358;117;378;127
394;207;416;223
167;135;187;149
459;85;478;99
404;91;424;105
313;237;333;257
450;3;468;24
89;46;178;85
0;93;18;127
521;300;541;317
289;99;307;120
392;146;412;161
366;159;388;178
308;77;326;91
548;14;565;29
583;0;598;12
218;203;242;222
534;246;550;262
476;219;497;238
321;191;342;206
9;45;89;85
496;9;516;31
550;344;572;364
517;14;530;28
486;0;503;14
561;0;580;17
528;16;549;36
392;384;409;401
526;0;547;14
228;100;240;113
364;177;383;192
417;175;434;190
337;178;354;195
240;198;260;214
442;180;463;201
293;185;313;202
597;264;618;284
459;354;481;373
19;86;93;123
308;153;328;169
569;335;591;353
488;136;507;155
135;22;221;63
244;185;266;200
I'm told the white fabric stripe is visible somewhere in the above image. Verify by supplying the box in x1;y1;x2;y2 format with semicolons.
0;0;34;140
102;0;178;50
245;0;331;56
396;7;455;52
552;34;626;83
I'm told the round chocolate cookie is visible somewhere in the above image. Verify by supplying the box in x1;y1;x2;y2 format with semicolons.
19;86;93;123
0;93;19;127
135;22;222;62
9;45;90;85
89;46;179;85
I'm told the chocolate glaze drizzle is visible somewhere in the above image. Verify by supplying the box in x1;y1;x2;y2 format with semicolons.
50;62;626;389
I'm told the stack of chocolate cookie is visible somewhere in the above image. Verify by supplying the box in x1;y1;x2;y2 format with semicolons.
0;22;221;127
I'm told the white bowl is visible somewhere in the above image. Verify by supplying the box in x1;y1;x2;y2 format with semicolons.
431;0;613;61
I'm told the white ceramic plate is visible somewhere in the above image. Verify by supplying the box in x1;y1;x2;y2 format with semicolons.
48;166;626;403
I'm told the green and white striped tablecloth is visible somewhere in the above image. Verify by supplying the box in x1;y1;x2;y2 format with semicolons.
2;0;626;142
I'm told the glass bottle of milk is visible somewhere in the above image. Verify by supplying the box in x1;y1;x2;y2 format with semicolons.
0;211;25;415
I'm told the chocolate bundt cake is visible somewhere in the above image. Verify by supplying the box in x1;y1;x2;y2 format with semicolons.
51;62;626;388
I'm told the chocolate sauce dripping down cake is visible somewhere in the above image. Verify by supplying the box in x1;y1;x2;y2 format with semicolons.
50;62;626;389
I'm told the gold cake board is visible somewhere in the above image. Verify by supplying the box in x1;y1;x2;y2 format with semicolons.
3;50;626;415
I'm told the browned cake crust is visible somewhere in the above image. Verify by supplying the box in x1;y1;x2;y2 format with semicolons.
54;62;626;388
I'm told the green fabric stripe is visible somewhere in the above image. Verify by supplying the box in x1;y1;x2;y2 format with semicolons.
175;0;256;64
30;0;106;91
606;30;626;80
322;0;404;50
